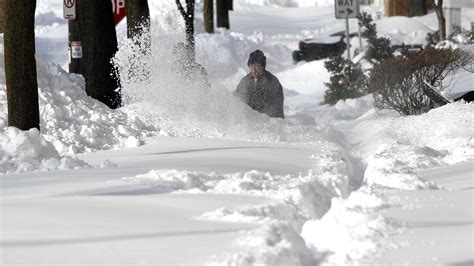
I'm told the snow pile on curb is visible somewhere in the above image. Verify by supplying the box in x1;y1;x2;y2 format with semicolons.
301;187;403;265
355;102;474;190
234;0;334;8
107;145;352;265
364;144;441;190
349;102;474;165
209;222;317;266
0;44;157;156
34;58;156;154
301;102;474;264
0;40;157;172
0;127;89;174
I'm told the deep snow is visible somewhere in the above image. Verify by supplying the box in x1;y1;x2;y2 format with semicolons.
0;0;473;265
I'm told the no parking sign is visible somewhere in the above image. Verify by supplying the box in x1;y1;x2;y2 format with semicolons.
63;0;76;20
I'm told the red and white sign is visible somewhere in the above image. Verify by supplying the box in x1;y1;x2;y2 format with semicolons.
63;0;76;20
112;0;126;25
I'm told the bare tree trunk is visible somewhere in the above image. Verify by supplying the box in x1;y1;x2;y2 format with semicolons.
68;15;83;75
77;0;121;109
176;0;195;51
204;0;214;33
216;0;229;29
0;0;4;33
407;0;427;17
126;0;150;40
4;0;39;130
431;0;446;41
125;0;151;83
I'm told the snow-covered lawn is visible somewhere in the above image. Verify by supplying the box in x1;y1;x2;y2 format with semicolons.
1;0;473;265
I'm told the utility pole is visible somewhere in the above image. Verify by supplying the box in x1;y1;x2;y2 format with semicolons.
64;0;83;74
204;0;214;33
69;19;83;74
216;0;232;29
0;0;4;33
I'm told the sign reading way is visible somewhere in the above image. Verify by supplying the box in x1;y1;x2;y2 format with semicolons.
335;0;359;19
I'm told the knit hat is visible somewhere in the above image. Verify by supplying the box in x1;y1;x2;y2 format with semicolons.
247;50;266;68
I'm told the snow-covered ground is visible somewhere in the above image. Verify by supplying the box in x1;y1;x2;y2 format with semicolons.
1;0;473;265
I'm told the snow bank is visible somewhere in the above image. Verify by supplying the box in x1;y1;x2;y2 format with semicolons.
351;102;474;166
0;37;159;172
234;0;334;7
319;101;473;191
0;43;156;156
209;222;316;265
96;145;352;264
301;101;473;264
0;126;88;174
375;16;434;45
301;187;403;265
113;147;351;220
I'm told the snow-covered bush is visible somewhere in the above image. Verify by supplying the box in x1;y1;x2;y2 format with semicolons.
323;56;368;105
323;12;394;106
358;12;394;65
426;25;474;49
369;49;474;115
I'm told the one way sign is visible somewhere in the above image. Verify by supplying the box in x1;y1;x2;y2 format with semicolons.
335;0;359;19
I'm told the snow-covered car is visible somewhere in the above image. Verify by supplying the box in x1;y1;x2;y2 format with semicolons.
292;31;356;63
292;31;425;64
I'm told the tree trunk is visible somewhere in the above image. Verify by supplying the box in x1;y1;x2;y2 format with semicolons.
125;0;151;83
436;10;446;41
0;0;4;33
4;0;39;130
176;0;195;51
431;0;446;41
204;0;214;33
407;0;427;17
77;0;121;109
185;0;195;48
68;18;83;75
216;0;229;29
126;0;150;40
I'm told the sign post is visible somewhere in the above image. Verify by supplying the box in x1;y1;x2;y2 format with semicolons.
65;0;126;74
335;0;360;60
64;0;82;74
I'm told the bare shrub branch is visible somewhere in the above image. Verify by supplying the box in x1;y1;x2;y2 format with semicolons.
369;49;474;115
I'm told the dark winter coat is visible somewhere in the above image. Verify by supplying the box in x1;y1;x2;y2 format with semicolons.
235;70;285;118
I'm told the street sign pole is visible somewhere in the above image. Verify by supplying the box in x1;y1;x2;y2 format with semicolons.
64;0;83;74
335;0;360;60
68;19;83;75
65;0;125;75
